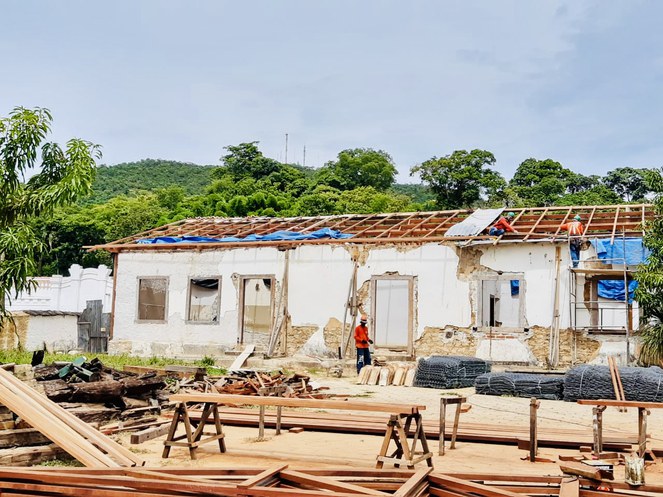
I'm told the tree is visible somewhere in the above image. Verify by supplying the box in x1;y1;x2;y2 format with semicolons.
509;158;574;206
411;149;505;209
219;142;281;180
317;148;397;191
635;169;663;365
603;167;652;202
0;107;100;316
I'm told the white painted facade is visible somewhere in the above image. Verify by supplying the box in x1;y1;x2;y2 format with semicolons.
108;238;637;365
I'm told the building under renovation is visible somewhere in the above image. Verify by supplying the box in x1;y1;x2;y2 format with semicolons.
93;204;653;367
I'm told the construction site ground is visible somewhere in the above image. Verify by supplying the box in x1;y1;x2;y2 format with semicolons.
124;374;663;483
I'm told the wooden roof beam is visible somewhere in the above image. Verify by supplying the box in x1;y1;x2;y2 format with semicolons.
523;208;549;241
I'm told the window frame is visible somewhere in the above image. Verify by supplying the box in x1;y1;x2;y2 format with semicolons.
185;276;222;325
135;276;169;323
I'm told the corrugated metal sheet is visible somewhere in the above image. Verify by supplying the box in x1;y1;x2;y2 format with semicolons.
445;208;504;237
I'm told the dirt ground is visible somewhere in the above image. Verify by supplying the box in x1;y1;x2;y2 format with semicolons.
123;375;663;483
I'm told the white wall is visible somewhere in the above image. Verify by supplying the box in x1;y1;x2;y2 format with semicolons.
479;243;570;329
111;242;574;357
7;265;113;313
25;315;79;352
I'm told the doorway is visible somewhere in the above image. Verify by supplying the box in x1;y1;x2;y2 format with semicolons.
370;276;414;354
239;276;275;346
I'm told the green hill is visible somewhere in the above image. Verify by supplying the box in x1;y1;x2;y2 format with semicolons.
84;159;217;204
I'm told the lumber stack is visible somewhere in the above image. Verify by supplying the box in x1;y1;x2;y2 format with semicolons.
0;366;143;467
0;466;657;496
357;363;416;386
184;406;639;451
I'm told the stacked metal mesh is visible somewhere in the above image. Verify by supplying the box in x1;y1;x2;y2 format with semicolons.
474;372;565;400
413;355;491;389
563;365;663;402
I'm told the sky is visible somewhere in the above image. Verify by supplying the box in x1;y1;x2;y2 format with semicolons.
2;1;663;183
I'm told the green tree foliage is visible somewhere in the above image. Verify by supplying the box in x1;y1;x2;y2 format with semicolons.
635;169;663;365
509;158;575;206
316;148;397;191
0;107;100;313
411;150;506;209
219;142;281;180
86;159;215;204
603;167;652;202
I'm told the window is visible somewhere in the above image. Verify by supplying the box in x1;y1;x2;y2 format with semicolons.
479;276;524;328
187;278;221;323
137;277;168;321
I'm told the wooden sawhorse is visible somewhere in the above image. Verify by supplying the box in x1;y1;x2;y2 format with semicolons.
162;401;225;460
439;396;466;455
376;411;433;469
578;399;663;459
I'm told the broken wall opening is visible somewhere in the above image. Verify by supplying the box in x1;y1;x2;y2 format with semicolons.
239;276;275;346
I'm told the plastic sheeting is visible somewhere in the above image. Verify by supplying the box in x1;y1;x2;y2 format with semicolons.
445;208;504;237
589;237;648;302
138;227;353;244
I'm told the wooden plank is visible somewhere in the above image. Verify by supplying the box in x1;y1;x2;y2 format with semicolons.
170;393;425;414
0;366;142;466
279;469;389;495
393;468;433;497
559;477;579;497
0;378;116;467
577;399;663;408
559;461;611;481
230;344;256;370
428;474;522;497
237;464;289;488
130;424;171;444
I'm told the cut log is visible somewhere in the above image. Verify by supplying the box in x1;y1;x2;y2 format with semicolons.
40;379;74;402
559;461;613;481
130;424;170;444
120;376;166;397
0;443;67;466
0;428;50;448
69;380;124;403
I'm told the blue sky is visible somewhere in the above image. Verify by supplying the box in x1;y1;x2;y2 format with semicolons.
2;1;662;182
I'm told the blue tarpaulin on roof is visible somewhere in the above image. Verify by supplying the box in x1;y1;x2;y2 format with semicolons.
137;227;353;244
589;237;649;302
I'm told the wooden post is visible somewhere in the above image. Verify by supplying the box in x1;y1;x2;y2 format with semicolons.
592;406;606;456
529;398;539;462
638;407;648;458
275;406;282;436
258;405;265;438
439;399;447;456
451;402;462;449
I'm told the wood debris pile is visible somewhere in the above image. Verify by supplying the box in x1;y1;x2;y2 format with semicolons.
33;359;166;425
212;370;334;398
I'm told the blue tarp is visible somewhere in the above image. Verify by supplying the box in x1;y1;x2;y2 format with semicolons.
510;280;519;296
137;227;353;244
589;237;649;302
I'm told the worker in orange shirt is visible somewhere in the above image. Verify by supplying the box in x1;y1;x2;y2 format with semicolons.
489;212;519;236
354;315;373;374
560;214;585;267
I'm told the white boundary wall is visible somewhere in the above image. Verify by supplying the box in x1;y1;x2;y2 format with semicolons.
7;265;113;313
